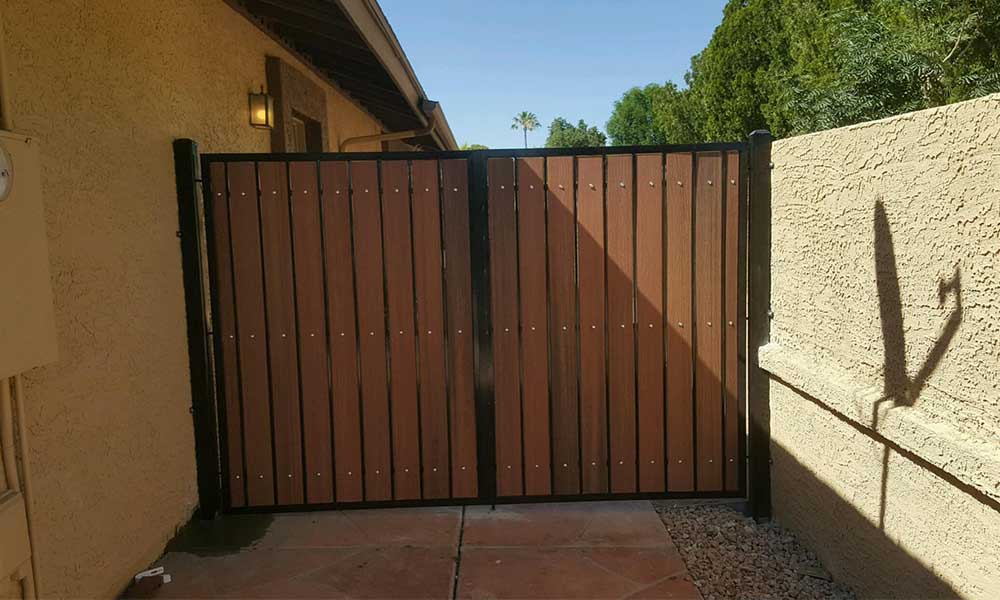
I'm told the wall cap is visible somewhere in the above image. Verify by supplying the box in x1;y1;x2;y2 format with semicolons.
759;342;1000;504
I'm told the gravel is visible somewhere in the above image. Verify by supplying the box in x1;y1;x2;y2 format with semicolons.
654;501;855;600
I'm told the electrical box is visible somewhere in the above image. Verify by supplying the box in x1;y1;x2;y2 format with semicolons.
0;130;58;379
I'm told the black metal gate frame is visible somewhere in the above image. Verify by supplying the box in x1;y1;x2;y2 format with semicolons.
174;137;774;519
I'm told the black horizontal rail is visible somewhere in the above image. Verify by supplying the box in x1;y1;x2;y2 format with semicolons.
224;489;745;515
200;142;747;164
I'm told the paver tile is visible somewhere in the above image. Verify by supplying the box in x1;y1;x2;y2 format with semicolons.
462;501;670;547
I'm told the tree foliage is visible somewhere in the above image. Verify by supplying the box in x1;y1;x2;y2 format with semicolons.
460;143;489;150
545;117;607;148
606;0;1000;142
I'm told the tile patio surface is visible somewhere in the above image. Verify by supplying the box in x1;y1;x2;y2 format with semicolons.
133;501;701;599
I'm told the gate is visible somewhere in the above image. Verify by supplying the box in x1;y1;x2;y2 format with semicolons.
197;144;748;511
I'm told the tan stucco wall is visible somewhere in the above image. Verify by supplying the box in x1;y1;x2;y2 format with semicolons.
0;1;382;597
762;94;1000;599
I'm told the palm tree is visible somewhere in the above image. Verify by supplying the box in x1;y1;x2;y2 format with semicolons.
511;111;540;148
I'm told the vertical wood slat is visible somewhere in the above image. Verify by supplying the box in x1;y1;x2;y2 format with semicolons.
635;154;665;492
441;159;478;498
516;157;551;496
208;162;246;507
289;161;334;503
695;153;724;491
488;158;523;496
606;155;636;493
350;161;392;501
546;156;580;494
665;153;694;491
576;156;607;494
723;151;741;491
411;160;450;499
320;161;364;502
380;160;422;500
226;162;275;506
258;162;304;506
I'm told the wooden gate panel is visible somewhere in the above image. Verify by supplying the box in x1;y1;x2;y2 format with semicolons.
606;154;636;493
258;161;304;506
576;156;607;493
204;144;747;511
226;162;275;506
350;161;393;501
723;151;742;491
411;160;450;499
546;155;580;494
319;161;364;502
289;161;334;503
440;159;478;498
381;160;422;500
635;154;665;492
488;158;523;496
694;153;724;491
665;153;694;492
516;157;551;496
208;162;246;507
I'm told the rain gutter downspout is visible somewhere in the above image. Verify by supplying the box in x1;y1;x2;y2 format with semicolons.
338;124;435;152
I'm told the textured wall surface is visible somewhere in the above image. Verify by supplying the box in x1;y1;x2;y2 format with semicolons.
764;94;1000;599
0;1;382;597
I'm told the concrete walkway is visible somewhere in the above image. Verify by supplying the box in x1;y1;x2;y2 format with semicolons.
132;501;701;599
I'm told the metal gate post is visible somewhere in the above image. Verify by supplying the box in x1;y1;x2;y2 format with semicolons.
173;138;220;519
747;130;773;521
467;150;497;504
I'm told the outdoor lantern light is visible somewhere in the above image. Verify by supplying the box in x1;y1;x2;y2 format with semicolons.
248;86;274;129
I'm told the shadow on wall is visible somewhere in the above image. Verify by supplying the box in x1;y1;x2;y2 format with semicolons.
871;199;964;528
771;438;959;599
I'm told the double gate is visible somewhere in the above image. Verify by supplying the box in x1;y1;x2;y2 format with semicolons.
200;144;746;511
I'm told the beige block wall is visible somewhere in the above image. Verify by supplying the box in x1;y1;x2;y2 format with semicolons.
0;0;383;597
762;94;1000;599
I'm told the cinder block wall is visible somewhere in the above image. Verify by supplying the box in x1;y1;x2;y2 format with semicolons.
762;94;1000;599
0;0;383;597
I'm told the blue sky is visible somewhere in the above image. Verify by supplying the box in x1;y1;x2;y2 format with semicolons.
380;0;728;149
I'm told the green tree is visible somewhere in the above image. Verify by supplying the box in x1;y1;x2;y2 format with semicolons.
607;82;703;144
606;84;667;145
460;143;489;150
608;0;1000;142
545;118;607;148
510;111;541;148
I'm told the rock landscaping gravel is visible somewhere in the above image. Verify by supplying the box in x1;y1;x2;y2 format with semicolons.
654;501;855;600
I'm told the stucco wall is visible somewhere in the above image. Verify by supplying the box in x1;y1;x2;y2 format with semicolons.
762;94;1000;599
0;1;382;597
